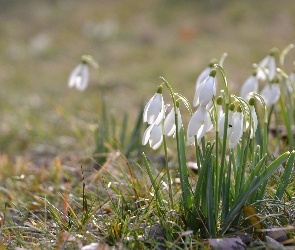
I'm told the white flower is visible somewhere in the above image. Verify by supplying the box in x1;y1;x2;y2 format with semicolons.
260;83;280;106
229;110;244;148
218;109;234;139
193;70;217;107
143;91;164;125
187;106;212;144
257;54;276;81
195;59;218;91
142;123;163;150
163;107;182;136
68;62;89;91
240;74;258;100
286;72;295;93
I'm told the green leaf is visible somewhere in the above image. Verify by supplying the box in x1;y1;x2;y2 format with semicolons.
276;151;295;199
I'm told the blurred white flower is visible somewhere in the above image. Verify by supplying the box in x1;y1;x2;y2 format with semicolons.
240;74;258;100
193;70;217;107
143;90;164;125
229;109;244;148
260;83;280;106
68;62;89;91
286;71;295;93
163;107;182;136
142;123;163;150
249;103;258;138
218;109;234;139
187;106;212;144
257;54;276;81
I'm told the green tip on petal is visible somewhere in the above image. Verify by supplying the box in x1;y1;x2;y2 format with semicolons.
270;47;279;56
217;96;223;105
252;71;257;77
229;103;235;111
271;75;280;83
237;105;242;112
156;86;163;94
209;69;217;77
209;58;218;68
249;97;255;106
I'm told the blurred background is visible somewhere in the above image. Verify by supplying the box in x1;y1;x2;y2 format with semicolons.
0;0;295;162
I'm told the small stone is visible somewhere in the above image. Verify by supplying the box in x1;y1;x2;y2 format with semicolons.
235;231;253;245
265;236;287;250
209;237;246;250
144;223;165;240
266;226;288;243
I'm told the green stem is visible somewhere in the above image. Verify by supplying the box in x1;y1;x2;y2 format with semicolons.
163;135;174;210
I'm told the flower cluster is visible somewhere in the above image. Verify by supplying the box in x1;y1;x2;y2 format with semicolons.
142;86;182;150
143;60;261;150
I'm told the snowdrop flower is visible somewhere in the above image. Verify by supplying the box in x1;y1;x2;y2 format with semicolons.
256;49;277;81
260;81;280;107
286;71;295;93
249;98;258;138
163;104;182;137
195;58;218;91
218;104;235;139
68;62;89;91
193;69;217;107
240;72;258;100
142;123;163;150
229;106;244;148
143;86;165;125
187;106;212;144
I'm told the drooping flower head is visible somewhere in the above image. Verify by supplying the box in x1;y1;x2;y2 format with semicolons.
163;102;182;137
260;77;280;107
142;123;163;150
240;71;258;100
195;58;218;91
256;48;277;82
218;103;235;139
187;106;213;145
229;105;244;148
68;60;89;91
193;69;217;108
143;86;165;125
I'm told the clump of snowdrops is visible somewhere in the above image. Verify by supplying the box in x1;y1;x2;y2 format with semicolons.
141;45;295;237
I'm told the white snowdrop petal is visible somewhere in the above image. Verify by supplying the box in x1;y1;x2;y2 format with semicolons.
177;108;182;131
261;84;280;106
268;56;276;81
187;107;205;137
149;124;163;149
218;114;225;138
77;65;89;91
144;94;163;124
195;67;211;90
199;76;215;107
240;75;258;100
259;55;270;67
154;100;165;126
229;113;243;148
142;124;154;145
186;135;195;145
68;64;83;88
143;96;154;122
164;108;176;136
250;106;258;138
